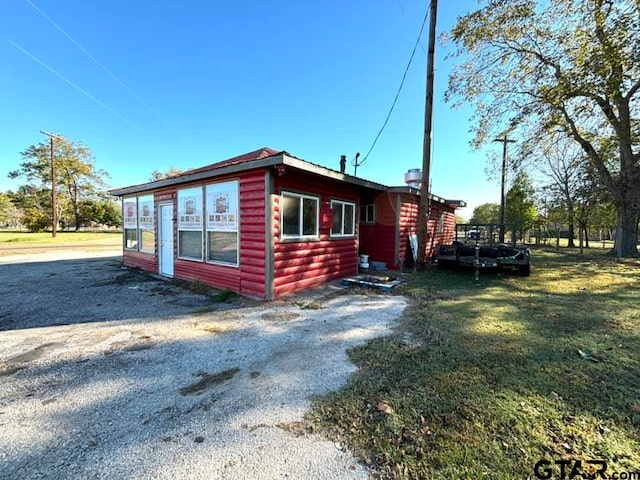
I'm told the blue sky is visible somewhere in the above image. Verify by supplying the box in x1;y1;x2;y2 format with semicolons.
1;0;502;219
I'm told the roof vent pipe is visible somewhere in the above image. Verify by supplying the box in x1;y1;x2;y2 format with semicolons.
404;168;422;189
340;155;347;174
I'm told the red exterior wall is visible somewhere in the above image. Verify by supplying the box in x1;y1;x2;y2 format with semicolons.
123;171;268;299
238;170;268;299
123;250;157;273
359;192;459;269
122;189;174;273
397;195;420;267
426;202;457;258
272;170;359;299
120;162;460;299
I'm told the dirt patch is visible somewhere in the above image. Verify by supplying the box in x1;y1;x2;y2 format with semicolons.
179;367;240;396
4;342;62;365
260;311;301;321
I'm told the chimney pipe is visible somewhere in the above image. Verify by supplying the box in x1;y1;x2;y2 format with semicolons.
339;155;346;174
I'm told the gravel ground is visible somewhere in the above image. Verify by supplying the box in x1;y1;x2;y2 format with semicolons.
0;248;407;479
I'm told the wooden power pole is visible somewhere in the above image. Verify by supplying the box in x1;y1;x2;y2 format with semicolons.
417;0;438;268
494;135;516;244
41;131;62;238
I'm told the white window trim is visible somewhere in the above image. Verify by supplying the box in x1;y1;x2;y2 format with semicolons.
177;187;204;261
205;180;240;267
206;232;240;268
123;197;139;251
177;230;204;261
281;191;319;240
331;199;356;238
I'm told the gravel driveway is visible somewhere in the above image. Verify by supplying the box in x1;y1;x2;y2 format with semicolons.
0;248;406;479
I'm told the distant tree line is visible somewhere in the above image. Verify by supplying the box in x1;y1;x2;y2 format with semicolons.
467;156;617;248
3;135;121;232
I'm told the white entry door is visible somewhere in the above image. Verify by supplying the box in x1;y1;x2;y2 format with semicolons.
159;204;174;277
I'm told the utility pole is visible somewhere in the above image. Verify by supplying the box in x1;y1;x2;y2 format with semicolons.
416;0;437;269
41;131;62;238
494;135;515;244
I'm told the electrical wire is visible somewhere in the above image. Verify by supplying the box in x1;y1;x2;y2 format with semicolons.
360;1;431;167
24;0;179;135
7;38;151;138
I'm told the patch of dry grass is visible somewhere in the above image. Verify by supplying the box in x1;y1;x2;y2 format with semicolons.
308;249;640;479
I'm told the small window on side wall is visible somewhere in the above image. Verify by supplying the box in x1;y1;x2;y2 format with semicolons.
281;192;319;239
331;200;356;237
360;204;375;223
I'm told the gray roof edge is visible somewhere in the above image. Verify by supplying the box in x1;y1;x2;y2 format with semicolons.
109;154;285;196
387;186;466;207
108;153;464;206
282;154;388;191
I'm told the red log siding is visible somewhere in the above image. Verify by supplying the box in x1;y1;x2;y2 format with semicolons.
174;259;241;291
123;250;157;273
119;163;460;299
359;224;397;268
359;193;399;268
146;171;268;299
272;171;359;299
426;203;457;258
238;170;267;299
360;192;459;269
397;195;419;268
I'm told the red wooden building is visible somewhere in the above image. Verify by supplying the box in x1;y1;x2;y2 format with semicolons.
110;148;464;300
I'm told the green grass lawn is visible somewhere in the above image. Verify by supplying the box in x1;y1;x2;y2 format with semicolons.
0;230;122;244
309;249;640;479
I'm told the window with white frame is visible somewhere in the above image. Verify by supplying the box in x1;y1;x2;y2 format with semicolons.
331;200;356;237
360;204;375;223
206;181;239;266
281;192;319;239
123;197;138;250
177;187;203;260
138;195;155;253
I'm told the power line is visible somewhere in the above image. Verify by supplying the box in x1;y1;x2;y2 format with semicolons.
360;2;431;167
7;38;150;137
393;0;427;54
24;0;179;134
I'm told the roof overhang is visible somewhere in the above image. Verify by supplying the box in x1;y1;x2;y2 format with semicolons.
109;152;388;197
281;154;388;192
387;186;465;207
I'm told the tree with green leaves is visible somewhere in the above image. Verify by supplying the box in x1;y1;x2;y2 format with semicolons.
0;192;22;229
505;172;538;241
9;136;109;231
469;202;500;225
8;185;52;231
0;193;13;226
150;167;184;181
448;0;640;257
78;198;122;228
